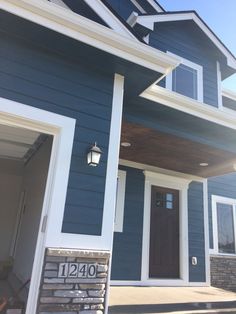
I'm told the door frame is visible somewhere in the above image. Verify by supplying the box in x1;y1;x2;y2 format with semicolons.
0;96;76;314
141;171;191;286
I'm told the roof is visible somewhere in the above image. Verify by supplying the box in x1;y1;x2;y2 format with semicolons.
136;11;236;70
0;0;180;74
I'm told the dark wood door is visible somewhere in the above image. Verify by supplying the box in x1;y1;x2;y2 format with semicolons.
149;185;180;278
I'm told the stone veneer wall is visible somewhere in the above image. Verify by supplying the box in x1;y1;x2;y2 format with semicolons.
37;248;110;314
211;256;236;292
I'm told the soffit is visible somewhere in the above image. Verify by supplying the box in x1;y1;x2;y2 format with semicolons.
0;124;42;161
120;121;236;178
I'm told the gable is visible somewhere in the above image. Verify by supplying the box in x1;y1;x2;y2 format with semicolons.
62;0;108;26
136;12;236;73
50;0;138;40
104;0;163;21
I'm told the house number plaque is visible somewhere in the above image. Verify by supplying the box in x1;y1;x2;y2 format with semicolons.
58;263;97;278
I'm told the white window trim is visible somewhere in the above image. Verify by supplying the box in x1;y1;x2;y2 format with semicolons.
211;195;236;256
114;170;126;233
166;51;203;103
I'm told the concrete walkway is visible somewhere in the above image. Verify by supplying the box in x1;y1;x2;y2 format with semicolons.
109;286;236;314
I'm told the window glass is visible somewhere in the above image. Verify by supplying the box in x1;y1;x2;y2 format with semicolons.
156;192;174;209
172;64;198;100
217;203;235;254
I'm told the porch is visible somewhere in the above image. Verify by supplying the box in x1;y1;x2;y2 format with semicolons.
109;286;236;313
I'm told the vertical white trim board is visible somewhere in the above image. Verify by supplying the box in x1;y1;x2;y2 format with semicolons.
203;179;210;286
36;73;125;252
141;171;191;285
103;74;125;314
114;170;126;233
0;96;76;314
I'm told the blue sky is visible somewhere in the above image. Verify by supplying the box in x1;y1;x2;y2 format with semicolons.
157;0;236;92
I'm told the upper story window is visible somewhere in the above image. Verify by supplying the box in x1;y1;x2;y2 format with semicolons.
211;195;236;255
166;52;203;102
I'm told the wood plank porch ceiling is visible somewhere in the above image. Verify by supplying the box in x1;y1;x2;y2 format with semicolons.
120;121;236;178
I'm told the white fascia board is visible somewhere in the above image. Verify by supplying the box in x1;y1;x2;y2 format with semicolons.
222;88;236;101
0;0;180;75
146;0;164;13
49;0;70;10
136;12;236;69
83;0;138;40
141;85;236;130
130;0;147;14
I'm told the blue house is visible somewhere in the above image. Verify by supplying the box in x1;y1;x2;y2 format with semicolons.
0;0;236;313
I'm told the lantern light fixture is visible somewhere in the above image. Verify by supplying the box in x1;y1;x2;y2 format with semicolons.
87;142;102;167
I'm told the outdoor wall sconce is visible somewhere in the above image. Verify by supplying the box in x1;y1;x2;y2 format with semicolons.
87;142;102;166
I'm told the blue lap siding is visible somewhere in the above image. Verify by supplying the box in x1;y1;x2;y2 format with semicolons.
150;21;223;107
0;14;114;236
111;168;206;283
188;181;206;282
111;166;144;280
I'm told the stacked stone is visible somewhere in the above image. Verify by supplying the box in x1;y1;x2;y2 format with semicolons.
37;248;110;314
211;256;236;292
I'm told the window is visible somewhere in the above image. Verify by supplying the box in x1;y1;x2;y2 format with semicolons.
166;52;203;102
156;191;174;209
114;170;126;232
212;196;236;255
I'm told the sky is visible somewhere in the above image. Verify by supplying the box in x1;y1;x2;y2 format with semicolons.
157;0;236;92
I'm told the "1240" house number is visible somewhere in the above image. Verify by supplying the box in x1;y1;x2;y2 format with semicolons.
58;263;97;278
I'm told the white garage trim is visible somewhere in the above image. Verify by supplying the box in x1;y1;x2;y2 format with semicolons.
0;96;75;314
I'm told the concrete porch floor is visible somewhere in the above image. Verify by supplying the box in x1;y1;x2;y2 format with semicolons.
108;286;236;314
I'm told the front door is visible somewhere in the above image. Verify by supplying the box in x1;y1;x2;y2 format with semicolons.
149;185;180;278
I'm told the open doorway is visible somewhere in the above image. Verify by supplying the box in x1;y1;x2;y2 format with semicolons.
0;124;53;313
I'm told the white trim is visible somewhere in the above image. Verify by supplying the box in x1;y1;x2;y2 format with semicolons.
0;0;180;75
114;170;126;233
211;195;236;256
102;74;124;248
203;180;210;285
104;74;125;314
0;96;75;314
48;0;70;10
44;74;124;252
119;159;204;183
222;88;236;101
141;171;190;285
83;0;137;39
136;12;236;69
166;51;203;102
130;0;146;14
217;61;223;109
146;0;164;13
141;85;236;131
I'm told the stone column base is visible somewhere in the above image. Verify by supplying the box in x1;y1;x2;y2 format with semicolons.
37;248;110;314
211;255;236;292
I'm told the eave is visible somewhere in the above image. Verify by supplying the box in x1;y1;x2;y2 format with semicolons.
141;85;236;131
0;0;180;75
